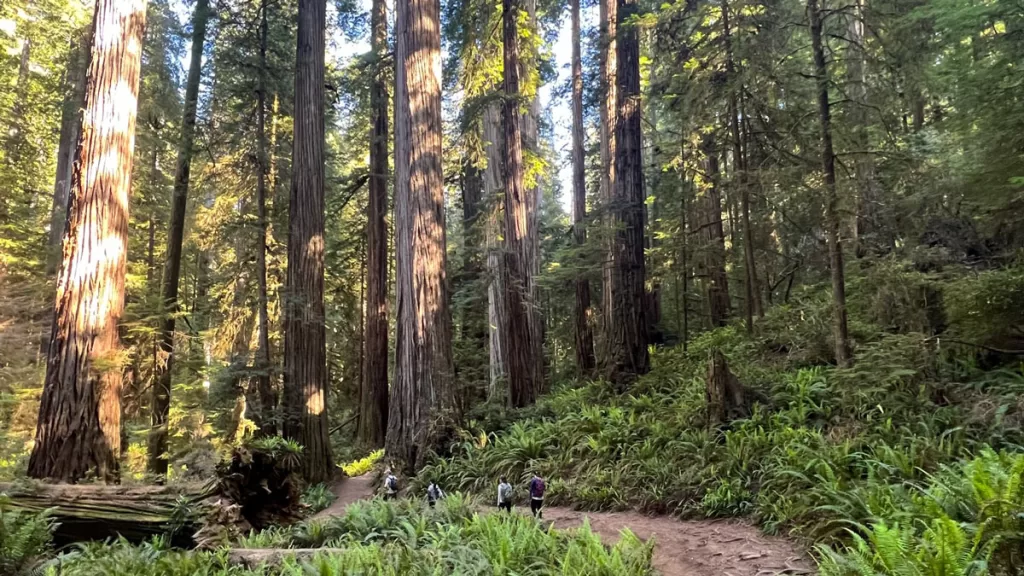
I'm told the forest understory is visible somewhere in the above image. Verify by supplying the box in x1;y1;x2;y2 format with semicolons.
2;0;1024;573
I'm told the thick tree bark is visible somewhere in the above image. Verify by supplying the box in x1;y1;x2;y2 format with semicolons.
483;105;508;399
148;0;210;478
521;0;545;396
571;0;596;377
283;0;333;482
598;0;617;364
358;0;389;448
698;134;731;327
28;0;147;483
387;0;455;471
48;32;91;275
501;0;542;407
809;0;852;366
607;0;649;388
254;0;276;436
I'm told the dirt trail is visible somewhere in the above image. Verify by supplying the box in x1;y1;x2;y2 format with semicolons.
311;473;377;519
310;476;814;576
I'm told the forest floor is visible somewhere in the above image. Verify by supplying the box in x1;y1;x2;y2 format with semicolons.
306;475;814;576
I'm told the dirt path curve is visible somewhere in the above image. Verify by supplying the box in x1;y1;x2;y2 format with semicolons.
308;476;814;576
310;474;377;520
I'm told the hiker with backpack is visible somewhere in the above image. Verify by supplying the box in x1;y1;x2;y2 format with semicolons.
426;480;445;507
528;473;545;518
497;476;513;513
383;469;399;500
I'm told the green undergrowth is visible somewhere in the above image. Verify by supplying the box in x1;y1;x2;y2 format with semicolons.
421;261;1024;573
33;495;652;576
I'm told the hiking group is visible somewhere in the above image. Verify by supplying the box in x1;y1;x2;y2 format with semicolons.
498;474;546;518
380;468;546;518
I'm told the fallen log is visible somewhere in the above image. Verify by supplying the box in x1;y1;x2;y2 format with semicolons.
0;482;212;547
0;441;308;549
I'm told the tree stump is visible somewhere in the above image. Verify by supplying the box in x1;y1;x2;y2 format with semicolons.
706;349;747;426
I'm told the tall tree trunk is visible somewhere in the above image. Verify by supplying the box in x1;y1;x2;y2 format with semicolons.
28;0;147;483
571;0;596;377
48;32;91;275
679;156;690;351
598;0;617;365
607;0;649;388
721;0;761;332
358;0;389;448
387;0;455;471
521;0;545;396
699;134;730;327
483;105;507;399
460;159;488;408
501;0;541;407
254;0;276;436
283;0;333;482
148;0;210;478
809;0;852;367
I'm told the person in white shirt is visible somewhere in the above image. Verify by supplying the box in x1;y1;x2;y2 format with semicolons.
426;480;445;507
383;469;398;500
497;476;513;513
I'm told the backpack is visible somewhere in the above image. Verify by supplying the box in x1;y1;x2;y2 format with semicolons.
428;484;442;500
500;483;512;502
532;477;545;498
387;475;397;491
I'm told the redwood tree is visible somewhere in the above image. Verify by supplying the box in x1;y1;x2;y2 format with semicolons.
599;0;617;359
149;0;210;478
358;0;389;448
501;0;542;407
571;0;596;376
387;0;456;471
28;0;147;483
283;0;333;482
607;0;649;387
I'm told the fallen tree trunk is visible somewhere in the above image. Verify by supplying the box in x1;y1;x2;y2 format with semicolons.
0;442;308;548
0;482;212;547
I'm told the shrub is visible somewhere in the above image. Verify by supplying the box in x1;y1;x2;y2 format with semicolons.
300;483;336;514
0;499;56;576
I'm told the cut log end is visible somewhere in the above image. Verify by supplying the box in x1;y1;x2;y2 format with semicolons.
706;349;747;426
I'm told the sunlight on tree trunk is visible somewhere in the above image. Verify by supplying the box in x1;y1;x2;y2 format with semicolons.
28;0;147;484
283;0;333;483
387;0;456;472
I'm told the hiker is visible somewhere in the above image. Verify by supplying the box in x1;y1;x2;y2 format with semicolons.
383;468;398;500
426;480;445;508
497;476;513;513
528;473;545;518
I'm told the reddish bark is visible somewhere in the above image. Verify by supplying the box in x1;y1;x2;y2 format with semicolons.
283;0;333;482
28;0;148;483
